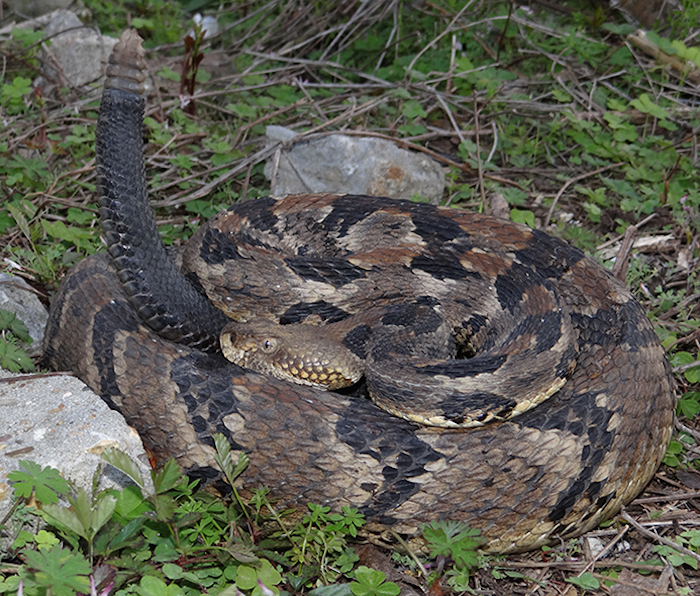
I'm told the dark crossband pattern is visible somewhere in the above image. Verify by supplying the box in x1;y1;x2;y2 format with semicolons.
43;30;676;554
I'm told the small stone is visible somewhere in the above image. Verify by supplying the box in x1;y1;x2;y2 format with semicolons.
6;0;74;18
36;10;119;93
0;273;48;357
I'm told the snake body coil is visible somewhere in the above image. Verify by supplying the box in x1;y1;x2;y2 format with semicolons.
43;30;675;553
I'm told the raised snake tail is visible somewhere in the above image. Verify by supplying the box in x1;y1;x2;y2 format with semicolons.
97;29;229;351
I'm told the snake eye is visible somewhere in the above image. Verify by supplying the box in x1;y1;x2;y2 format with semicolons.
261;337;278;353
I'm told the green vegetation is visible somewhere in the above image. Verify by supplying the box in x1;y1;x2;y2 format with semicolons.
1;439;406;596
0;309;34;372
1;0;700;593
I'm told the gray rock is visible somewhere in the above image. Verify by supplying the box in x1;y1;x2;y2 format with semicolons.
0;273;48;357
264;127;446;204
37;10;118;92
0;370;152;539
6;0;75;18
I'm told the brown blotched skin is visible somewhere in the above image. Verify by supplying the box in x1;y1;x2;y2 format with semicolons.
43;30;675;554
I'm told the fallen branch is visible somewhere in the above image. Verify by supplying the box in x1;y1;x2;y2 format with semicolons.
628;29;700;86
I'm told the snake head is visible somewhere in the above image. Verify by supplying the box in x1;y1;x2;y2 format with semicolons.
220;317;362;390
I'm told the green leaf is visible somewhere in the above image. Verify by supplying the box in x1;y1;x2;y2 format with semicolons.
326;506;365;537
153;493;178;522
510;209;535;228
0;208;15;234
629;93;671;120
35;530;61;550
1;76;32;113
8;460;71;503
0;335;35;372
93;493;118;534
653;544;698;569
350;567;400;596
685;366;700;384
66;207;96;225
136;575;186;596
114;484;152;520
446;565;472;591
566;572;600;591
152;458;182;494
235;559;282;593
214;433;249;485
41;503;88;540
157;66;181;81
402;99;427;120
162;563;184;579
421;520;482;570
132;17;155;30
235;564;259;590
681;529;700;549
309;585;353;596
6;202;32;240
678;392;700;419
152;539;179;562
663;453;680;467
398;123;427;136
390;88;411;99
226;102;258;118
67;488;94;537
0;308;32;343
12;529;35;550
667;440;684;455
108;515;146;551
671;351;695;367
601;22;636;36
211;152;235;167
552;89;571;103
334;548;360;573
46;483;111;543
256;558;282;588
22;545;91;596
41;220;96;251
404;68;428;82
102;447;145;488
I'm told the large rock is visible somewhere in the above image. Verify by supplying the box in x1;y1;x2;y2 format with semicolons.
0;370;152;531
264;126;446;204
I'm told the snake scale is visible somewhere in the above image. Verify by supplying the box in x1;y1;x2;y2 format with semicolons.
43;30;675;553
